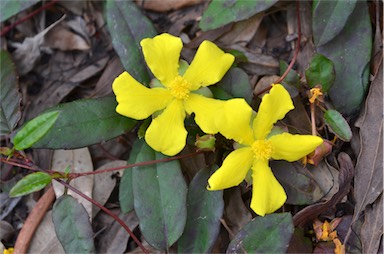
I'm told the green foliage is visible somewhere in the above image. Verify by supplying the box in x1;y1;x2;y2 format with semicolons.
31;97;136;149
305;53;335;93
227;213;294;253
312;0;357;46
105;0;157;84
9;172;52;197
210;67;253;104
13;111;60;151
0;50;22;136
199;0;278;31
314;1;372;115
131;141;187;251
0;0;40;22
52;195;95;253
178;167;224;253
324;109;352;142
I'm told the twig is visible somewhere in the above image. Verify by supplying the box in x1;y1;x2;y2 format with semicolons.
0;0;59;37
14;186;56;254
255;1;302;97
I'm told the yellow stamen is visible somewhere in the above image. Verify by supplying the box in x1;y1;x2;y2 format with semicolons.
169;76;192;100
309;87;323;103
252;140;273;161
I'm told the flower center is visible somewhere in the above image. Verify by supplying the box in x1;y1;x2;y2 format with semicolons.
169;76;192;100
251;140;273;161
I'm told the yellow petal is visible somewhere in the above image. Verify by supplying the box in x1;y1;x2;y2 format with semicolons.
145;99;187;156
269;133;323;162
253;84;294;140
208;147;253;190
250;160;287;216
140;33;182;86
112;72;173;119
215;99;254;145
183;40;234;90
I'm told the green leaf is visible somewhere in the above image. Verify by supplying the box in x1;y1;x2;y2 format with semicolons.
227;213;294;253
132;142;187;251
105;0;157;84
312;0;357;46
271;161;324;205
9;172;52;197
52;195;95;253
316;1;372;115
199;0;278;31
324;109;352;142
210;67;253;104
279;60;300;89
0;50;22;136
13;111;60;150
0;0;41;23
31;97;136;149
119;139;144;214
305;53;335;93
178;166;223;253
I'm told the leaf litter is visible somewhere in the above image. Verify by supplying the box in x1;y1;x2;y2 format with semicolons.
0;0;381;253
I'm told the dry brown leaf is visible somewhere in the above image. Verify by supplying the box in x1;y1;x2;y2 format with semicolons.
92;160;127;217
51;148;94;218
69;56;109;83
308;161;339;201
28;211;65;253
135;0;204;12
360;194;383;253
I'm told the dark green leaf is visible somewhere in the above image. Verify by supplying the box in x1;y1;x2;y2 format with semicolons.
199;0;278;31
210;67;253;104
105;0;157;84
132;142;187;251
271;161;324;205
0;50;22;136
305;53;335;93
32;97;136;149
312;0;357;46
52;195;95;253
119;139;144;214
316;1;372;115
13;111;60;150
9;172;52;197
178;166;223;253
324;109;352;142
227;213;294;253
279;60;300;89
0;0;41;22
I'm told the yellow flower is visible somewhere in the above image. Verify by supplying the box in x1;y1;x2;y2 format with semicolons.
113;33;240;156
208;84;323;216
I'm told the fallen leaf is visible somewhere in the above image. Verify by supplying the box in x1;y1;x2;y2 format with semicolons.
134;0;204;12
51;148;94;218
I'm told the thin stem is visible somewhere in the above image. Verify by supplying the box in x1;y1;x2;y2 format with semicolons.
255;0;301;97
310;103;317;135
55;179;149;254
0;0;59;37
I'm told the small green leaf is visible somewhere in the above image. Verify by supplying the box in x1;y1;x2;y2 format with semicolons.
13;111;60;150
132;142;187;251
52;195;95;253
105;0;157;84
199;0;278;31
119;139;144;214
9;172;52;197
312;0;357;46
305;53;335;93
210;67;253;104
324;109;352;142
0;0;41;23
32;97;136;149
227;213;294;253
0;50;22;136
178;166;224;253
279;60;300;89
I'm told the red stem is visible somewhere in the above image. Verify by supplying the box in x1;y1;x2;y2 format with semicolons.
55;178;149;254
0;0;59;37
255;0;302;96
